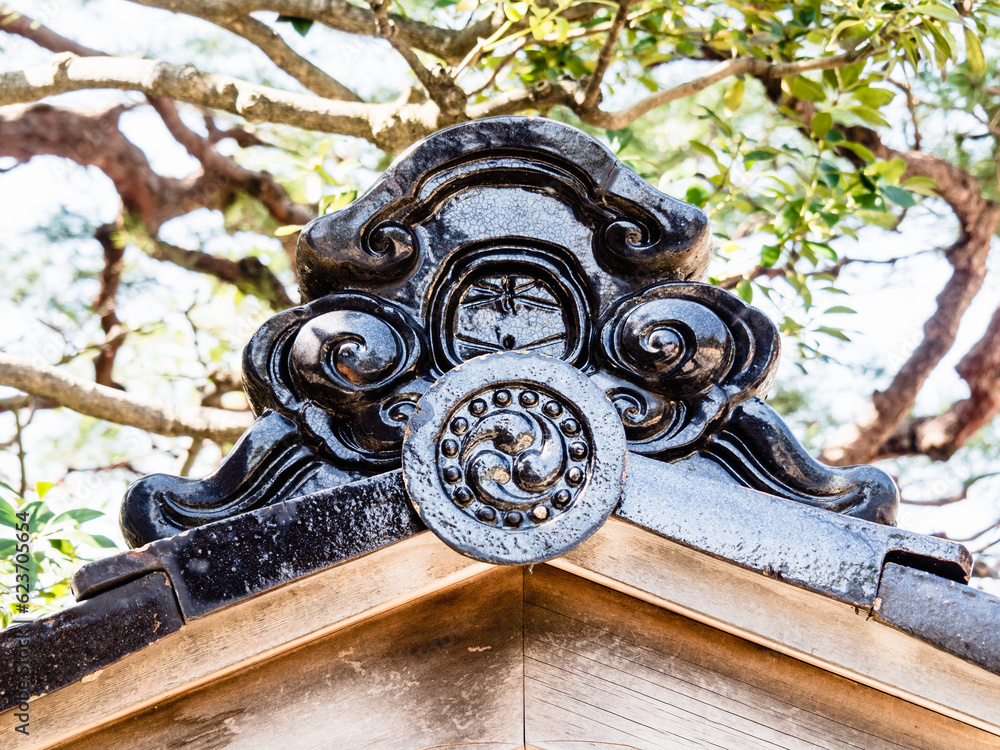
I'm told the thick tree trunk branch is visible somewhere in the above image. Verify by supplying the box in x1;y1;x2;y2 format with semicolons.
877;303;1000;461
0;354;253;442
808;116;1000;464
0;104;300;305
3;48;884;154
0;103;193;231
1;13;316;228
0;55;394;140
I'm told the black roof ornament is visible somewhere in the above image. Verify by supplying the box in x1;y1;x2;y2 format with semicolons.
119;116;898;559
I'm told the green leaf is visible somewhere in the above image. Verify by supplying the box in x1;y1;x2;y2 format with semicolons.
874;158;907;183
736;279;753;303
908;3;963;23
0;498;17;528
318;190;357;215
853;87;896;108
787;76;826;102
819;211;840;228
774;201;803;235
35;481;55;499
46;530;118;549
811;112;833;140
275;15;314;36
22;501;53;527
964;26;986;77
743;149;777;165
855;209;901;228
839;142;876;163
824;305;857;314
804;242;837;261
689;140;722;166
761;244;781;267
846;105;890;128
882;185;916;207
724;78;744;115
275;225;304;237
684;184;710;207
903;175;940;195
817;326;852;342
49;509;104;526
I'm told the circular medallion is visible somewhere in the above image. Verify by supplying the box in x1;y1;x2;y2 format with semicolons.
402;352;627;564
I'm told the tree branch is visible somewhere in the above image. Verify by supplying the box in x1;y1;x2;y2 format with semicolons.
147;97;313;227
820;147;1000;465
146;236;294;309
92;223;127;388
877;304;1000;461
900;472;1000;506
0;103;191;231
0;7;103;57
125;0;360;101
471;50;876;128
0;353;252;442
0;103;301;305
581;0;632;111
0;54;364;134
368;0;467;120
581;50;878;129
1;12;315;228
125;0;505;64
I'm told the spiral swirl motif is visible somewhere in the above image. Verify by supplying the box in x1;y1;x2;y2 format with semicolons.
437;388;590;530
288;304;421;410
601;287;736;398
402;352;627;565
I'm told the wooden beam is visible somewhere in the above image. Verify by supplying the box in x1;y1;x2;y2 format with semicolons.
549;517;1000;736
2;532;490;749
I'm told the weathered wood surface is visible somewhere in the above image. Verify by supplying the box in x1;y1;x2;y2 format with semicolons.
550;517;1000;736
52;568;524;750
41;561;1000;750
524;565;997;750
5;520;999;749
1;532;489;750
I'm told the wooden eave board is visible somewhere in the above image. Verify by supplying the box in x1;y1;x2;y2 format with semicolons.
44;566;997;750
1;532;491;750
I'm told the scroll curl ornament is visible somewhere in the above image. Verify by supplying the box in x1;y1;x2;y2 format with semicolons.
403;352;627;565
243;292;427;469
597;282;779;457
